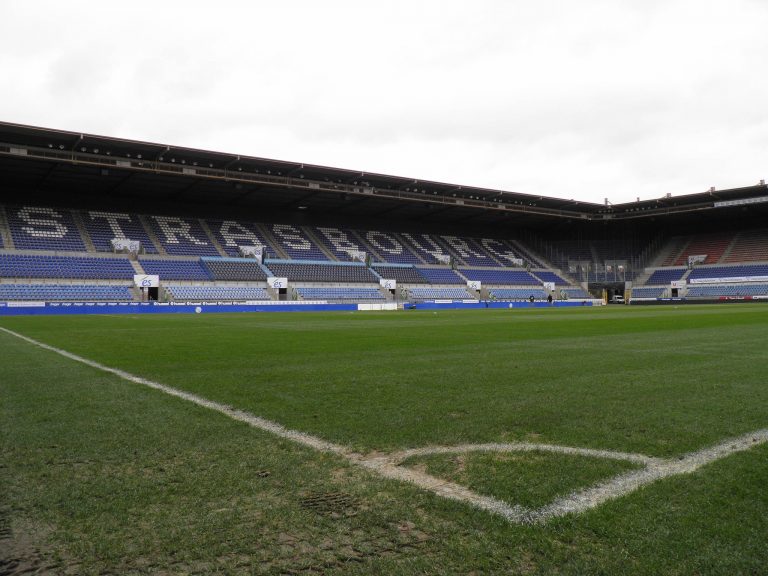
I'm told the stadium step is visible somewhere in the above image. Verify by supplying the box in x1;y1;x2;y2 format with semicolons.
632;268;653;286
660;236;689;266
0;205;14;250
719;231;740;263
302;226;338;261
199;219;228;257
509;239;548;269
137;214;167;255
254;223;290;260
71;211;96;253
393;233;429;265
351;229;385;263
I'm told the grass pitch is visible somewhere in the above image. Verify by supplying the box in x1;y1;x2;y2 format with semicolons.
2;304;768;574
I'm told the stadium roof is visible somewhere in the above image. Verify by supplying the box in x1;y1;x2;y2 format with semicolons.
1;121;766;229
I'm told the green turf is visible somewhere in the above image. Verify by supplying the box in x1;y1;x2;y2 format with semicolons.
2;304;768;574
2;305;768;456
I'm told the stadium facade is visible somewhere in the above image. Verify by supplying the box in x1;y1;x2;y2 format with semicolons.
1;121;767;312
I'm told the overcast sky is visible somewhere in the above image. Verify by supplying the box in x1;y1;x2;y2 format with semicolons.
1;1;766;205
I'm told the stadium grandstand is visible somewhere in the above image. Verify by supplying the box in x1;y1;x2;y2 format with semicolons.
1;121;767;312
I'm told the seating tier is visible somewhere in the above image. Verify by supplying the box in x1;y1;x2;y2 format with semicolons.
138;259;211;281
207;220;278;259
416;268;465;284
83;210;158;254
265;262;378;283
533;270;568;285
266;224;328;260
0;254;134;279
6;205;86;252
359;230;423;264
460;269;539;285
631;287;665;298
688;264;768;282
686;284;768;297
145;215;220;256
165;285;270;301
0;284;133;301
201;259;268;281
645;268;686;285
489;288;548;300
409;287;472;300
296;287;384;301
371;265;427;284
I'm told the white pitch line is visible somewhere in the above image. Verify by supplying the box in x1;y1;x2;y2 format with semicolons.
2;324;767;525
531;429;768;523
387;442;662;466
0;326;350;456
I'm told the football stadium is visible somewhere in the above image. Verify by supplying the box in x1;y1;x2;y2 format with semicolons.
1;120;768;574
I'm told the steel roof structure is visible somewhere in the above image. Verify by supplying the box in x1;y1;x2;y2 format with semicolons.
1;121;766;236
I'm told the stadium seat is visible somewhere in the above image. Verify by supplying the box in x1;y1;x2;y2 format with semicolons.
371;264;428;283
688;264;768;283
265;261;378;283
138;259;212;281
206;219;279;259
0;254;135;279
0;283;133;301
416;268;465;284
84;210;159;253
267;224;329;260
645;268;687;284
146;215;220;256
6;205;87;252
489;288;547;300
165;285;270;301
296;287;385;301
630;287;666;298
201;258;269;281
360;230;423;264
408;287;473;300
460;268;539;285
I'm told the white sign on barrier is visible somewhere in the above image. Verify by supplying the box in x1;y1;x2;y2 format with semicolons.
345;250;367;263
689;275;768;284
238;245;264;262
467;280;481;291
134;274;159;288
358;303;398;311
112;238;141;253
380;278;397;290
543;282;556;291
671;280;687;289
267;277;288;289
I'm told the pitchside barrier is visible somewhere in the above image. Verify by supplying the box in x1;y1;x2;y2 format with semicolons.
0;299;601;316
630;296;768;306
409;300;601;310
